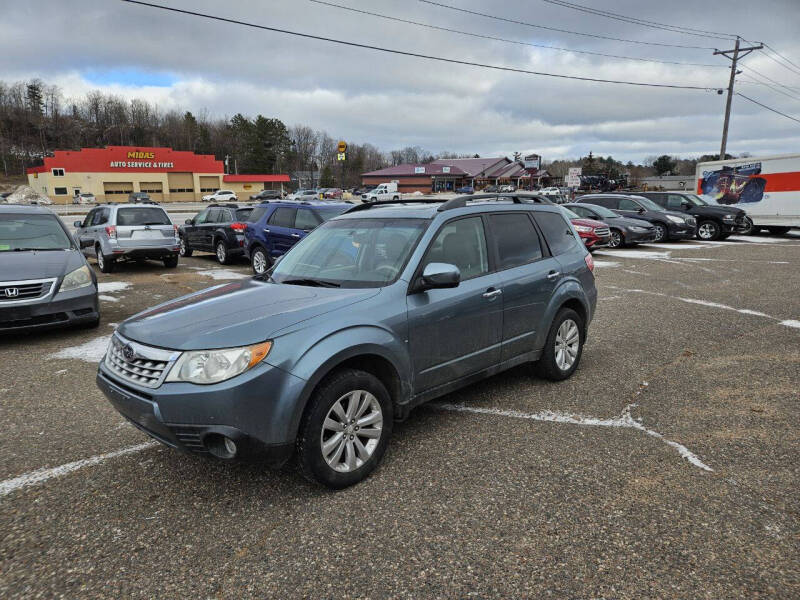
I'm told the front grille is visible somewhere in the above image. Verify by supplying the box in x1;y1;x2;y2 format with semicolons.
104;333;178;388
0;312;68;329
0;278;55;303
594;227;611;237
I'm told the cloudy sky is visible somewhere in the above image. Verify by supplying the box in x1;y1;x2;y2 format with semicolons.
2;0;799;162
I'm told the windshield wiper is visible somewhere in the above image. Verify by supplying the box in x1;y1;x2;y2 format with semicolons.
10;247;67;251
141;222;168;226
281;278;341;288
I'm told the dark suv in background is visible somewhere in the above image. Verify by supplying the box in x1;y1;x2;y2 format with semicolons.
97;194;597;488
244;200;351;274
179;203;255;264
576;194;696;242
635;191;750;240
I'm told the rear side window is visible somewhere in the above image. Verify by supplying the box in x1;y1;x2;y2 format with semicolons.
295;208;320;231
534;212;578;256
235;208;254;221
424;216;489;280
588;197;616;209
247;206;270;222
206;208;224;223
116;207;170;226
268;207;297;228
487;213;543;270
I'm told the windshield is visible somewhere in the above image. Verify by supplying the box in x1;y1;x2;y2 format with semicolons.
316;206;350;221
0;213;73;251
579;204;618;218
634;197;664;212
117;207;170;226
271;218;427;288
686;194;708;206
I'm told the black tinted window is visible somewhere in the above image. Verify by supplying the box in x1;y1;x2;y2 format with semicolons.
235;208;254;221
116;207;170;226
295;208;319;231
589;197;617;209
425;216;489;280
488;213;543;270
618;198;640;211
268;207;297;228
534;212;578;256
206;208;224;223
247;206;269;222
570;206;592;219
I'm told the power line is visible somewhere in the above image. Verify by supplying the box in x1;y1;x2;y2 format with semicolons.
309;0;725;68
758;47;800;78
737;76;800;103
119;0;715;90
763;43;800;72
418;0;717;50
740;65;800;95
539;0;734;41
736;92;800;125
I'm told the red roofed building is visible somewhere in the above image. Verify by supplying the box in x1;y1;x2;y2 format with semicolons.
26;146;289;202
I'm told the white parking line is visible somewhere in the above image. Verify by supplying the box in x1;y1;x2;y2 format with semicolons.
432;402;713;472
0;442;158;498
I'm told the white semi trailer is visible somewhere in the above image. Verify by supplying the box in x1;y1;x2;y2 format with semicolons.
696;153;800;234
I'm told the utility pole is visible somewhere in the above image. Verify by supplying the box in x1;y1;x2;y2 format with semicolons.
714;37;763;159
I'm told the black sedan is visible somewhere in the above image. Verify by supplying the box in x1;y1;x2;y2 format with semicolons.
564;203;657;248
576;194;696;242
0;204;99;333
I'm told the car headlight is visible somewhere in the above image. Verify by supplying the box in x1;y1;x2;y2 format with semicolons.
59;265;93;292
722;214;736;221
165;341;272;384
574;225;594;233
666;215;685;224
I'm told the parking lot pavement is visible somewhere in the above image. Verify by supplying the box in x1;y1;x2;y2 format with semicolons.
1;238;798;598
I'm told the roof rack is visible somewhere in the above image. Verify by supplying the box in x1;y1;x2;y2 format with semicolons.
208;203;239;208
437;193;553;211
346;198;443;213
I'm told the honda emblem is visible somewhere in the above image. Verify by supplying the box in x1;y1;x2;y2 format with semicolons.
4;288;19;298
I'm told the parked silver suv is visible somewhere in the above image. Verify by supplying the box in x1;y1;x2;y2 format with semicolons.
74;204;180;273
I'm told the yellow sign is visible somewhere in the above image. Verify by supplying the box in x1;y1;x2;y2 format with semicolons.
337;152;346;161
337;141;347;154
127;151;155;159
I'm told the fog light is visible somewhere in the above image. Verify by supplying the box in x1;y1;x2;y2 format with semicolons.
205;433;238;459
224;437;237;455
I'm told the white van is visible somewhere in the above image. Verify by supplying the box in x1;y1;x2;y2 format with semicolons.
695;153;799;234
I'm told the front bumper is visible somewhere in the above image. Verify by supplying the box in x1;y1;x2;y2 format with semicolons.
581;232;611;249
625;229;658;244
0;285;99;333
667;223;696;240
96;358;307;465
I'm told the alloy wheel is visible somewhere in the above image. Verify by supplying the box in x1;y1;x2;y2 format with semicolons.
97;252;104;269
216;243;226;263
320;390;383;473
180;237;187;256
252;250;267;274
698;222;717;240
554;319;580;371
608;230;622;248
654;224;667;242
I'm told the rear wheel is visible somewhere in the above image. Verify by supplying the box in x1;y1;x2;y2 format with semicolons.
652;223;668;242
297;369;392;489
163;255;179;268
535;308;584;381
607;229;624;248
215;240;230;265
251;247;271;275
96;246;115;273
739;216;756;235
697;220;721;241
179;236;193;257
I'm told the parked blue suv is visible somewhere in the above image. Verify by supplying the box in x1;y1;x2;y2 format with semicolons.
244;200;351;274
97;194;597;488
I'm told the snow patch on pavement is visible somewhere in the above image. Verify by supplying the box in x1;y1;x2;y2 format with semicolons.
98;295;119;302
593;260;619;268
0;442;158;497
432;402;713;472
779;320;800;329
97;282;131;294
594;249;672;259
196;269;248;280
48;335;110;362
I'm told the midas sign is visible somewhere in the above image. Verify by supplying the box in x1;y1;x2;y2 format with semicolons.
128;151;155;159
109;151;175;169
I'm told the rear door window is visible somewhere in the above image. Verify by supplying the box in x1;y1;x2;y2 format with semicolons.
268;207;297;228
487;213;543;270
534;211;578;256
247;206;270;222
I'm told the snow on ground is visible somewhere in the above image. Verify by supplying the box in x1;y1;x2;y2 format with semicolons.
98;295;119;302
195;269;248;280
780;320;800;329
593;260;619;268
725;235;789;244
594;249;672;260
48;335;111;363
97;282;131;294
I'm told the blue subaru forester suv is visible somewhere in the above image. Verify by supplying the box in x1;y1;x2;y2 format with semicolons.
97;194;597;488
244;200;351;275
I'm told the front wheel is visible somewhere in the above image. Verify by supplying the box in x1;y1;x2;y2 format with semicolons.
696;220;721;241
535;308;584;381
739;216;756;235
653;223;668;242
251;247;271;275
608;229;624;248
297;369;393;489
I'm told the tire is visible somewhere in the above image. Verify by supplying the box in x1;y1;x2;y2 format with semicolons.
96;246;115;273
696;220;721;241
766;226;791;235
179;236;193;257
251;246;271;275
652;222;668;242
215;240;230;265
163;254;179;268
392;196;399;201
535;308;584;381
739;216;756;236
296;369;393;489
608;229;624;248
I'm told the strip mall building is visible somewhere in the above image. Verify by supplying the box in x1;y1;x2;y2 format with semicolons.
26;146;289;202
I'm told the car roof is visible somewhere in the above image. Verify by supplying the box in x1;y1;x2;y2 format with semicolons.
0;203;58;215
106;203;167;209
258;199;351;207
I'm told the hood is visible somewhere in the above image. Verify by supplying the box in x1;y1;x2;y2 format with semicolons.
606;215;655;229
118;278;380;350
693;204;746;216
0;249;86;281
570;217;607;229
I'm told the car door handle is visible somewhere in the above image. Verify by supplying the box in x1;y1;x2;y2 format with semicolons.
291;233;301;238
262;228;270;234
547;271;561;280
482;288;502;299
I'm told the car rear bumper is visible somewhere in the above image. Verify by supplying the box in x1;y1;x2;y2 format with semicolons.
0;285;99;333
110;245;180;259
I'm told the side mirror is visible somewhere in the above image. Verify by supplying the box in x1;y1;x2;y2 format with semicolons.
681;201;691;209
73;220;82;228
185;218;193;225
637;207;646;214
419;262;460;291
